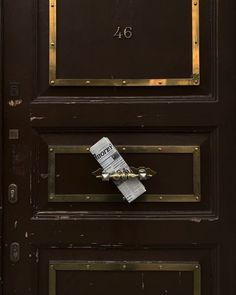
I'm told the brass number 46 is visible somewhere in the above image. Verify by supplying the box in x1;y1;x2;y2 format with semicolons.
113;26;133;39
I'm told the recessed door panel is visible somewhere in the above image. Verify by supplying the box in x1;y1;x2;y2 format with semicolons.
32;131;217;218
49;0;199;86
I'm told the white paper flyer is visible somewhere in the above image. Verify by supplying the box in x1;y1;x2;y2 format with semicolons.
89;137;146;203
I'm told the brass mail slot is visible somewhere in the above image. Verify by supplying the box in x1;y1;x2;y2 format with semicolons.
48;145;201;203
49;0;200;87
49;261;201;295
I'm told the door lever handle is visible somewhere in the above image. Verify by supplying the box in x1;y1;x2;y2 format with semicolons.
92;167;156;182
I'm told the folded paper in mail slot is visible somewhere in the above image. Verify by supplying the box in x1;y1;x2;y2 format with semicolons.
90;137;146;203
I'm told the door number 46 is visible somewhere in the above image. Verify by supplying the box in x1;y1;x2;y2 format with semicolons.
113;26;133;39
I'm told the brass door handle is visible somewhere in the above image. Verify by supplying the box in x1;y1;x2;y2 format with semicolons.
92;167;156;182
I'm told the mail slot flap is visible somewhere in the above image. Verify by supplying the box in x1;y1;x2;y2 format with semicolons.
47;145;200;203
55;152;193;194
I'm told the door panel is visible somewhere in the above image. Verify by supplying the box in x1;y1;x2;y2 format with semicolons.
31;131;217;218
50;0;195;85
40;248;212;295
3;0;236;294
37;0;215;97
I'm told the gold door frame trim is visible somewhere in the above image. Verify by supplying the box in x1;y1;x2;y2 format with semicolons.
49;261;201;295
49;0;200;87
48;145;201;203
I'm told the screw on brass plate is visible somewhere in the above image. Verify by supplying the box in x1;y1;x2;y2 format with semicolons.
195;147;199;151
194;2;198;5
158;147;162;151
195;265;199;269
159;196;163;200
49;148;54;152
196;196;200;201
50;80;55;85
122;265;127;269
122;147;126;151
86;196;91;200
122;80;127;85
50;265;54;269
51;42;55;47
85;80;90;85
51;4;54;7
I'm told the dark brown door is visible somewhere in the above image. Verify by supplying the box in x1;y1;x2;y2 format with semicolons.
2;0;236;294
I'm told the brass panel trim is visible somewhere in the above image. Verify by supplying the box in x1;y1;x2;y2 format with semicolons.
49;0;200;87
49;261;201;295
48;145;201;203
49;264;56;295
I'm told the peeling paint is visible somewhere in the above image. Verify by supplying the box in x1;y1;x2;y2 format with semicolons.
30;116;45;121
190;218;202;223
207;217;219;222
8;99;23;107
14;221;18;229
141;272;145;290
36;249;39;263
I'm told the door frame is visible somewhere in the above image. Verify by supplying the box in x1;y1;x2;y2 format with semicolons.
0;0;3;292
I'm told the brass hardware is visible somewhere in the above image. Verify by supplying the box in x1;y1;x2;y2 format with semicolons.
10;242;20;262
49;261;201;295
8;184;18;204
48;145;201;203
92;167;156;181
49;0;200;87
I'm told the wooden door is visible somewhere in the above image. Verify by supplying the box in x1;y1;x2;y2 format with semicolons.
2;0;236;294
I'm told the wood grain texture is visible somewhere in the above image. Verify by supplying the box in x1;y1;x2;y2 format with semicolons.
2;0;236;294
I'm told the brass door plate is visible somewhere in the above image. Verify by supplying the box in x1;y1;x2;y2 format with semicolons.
49;0;200;87
48;145;201;203
49;261;201;295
